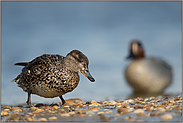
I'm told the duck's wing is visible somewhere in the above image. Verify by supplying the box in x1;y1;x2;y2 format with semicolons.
150;57;173;73
11;57;43;82
14;54;65;72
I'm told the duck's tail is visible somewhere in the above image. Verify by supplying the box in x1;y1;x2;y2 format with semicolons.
11;62;28;82
11;75;20;82
14;62;29;66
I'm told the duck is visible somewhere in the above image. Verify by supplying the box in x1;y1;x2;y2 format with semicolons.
125;40;173;93
11;50;95;105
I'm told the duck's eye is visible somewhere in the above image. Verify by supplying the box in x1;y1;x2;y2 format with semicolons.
85;70;89;72
138;42;142;46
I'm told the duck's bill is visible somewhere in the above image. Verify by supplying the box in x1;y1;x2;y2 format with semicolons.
126;51;134;59
81;68;95;82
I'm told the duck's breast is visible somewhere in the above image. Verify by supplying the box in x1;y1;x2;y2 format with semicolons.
30;66;80;98
125;57;173;93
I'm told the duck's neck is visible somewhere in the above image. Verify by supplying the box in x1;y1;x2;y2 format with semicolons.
128;49;145;59
63;56;81;73
133;46;145;59
135;51;145;59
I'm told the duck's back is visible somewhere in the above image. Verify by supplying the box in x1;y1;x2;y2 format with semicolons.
14;54;80;98
125;57;173;93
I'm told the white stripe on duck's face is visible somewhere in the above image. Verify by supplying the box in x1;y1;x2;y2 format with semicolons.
132;42;139;56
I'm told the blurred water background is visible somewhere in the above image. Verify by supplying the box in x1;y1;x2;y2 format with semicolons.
1;1;182;105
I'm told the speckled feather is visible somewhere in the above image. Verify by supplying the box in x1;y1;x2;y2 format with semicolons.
13;54;79;98
12;50;95;105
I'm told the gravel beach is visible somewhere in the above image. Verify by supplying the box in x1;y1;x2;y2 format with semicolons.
1;96;182;122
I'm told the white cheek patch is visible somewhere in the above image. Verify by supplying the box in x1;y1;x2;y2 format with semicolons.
132;42;138;55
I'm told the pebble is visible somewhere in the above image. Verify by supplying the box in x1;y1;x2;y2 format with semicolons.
86;111;95;116
30;107;38;111
127;99;134;104
91;107;99;112
4;108;10;111
157;107;166;112
90;100;97;104
11;107;20;110
133;109;144;113
105;100;117;105
78;104;87;108
27;117;33;122
69;111;76;115
24;116;33;122
34;109;44;113
48;116;57;121
25;105;31;108
65;98;82;104
149;97;156;100
105;110;113;114
4;106;11;109
26;112;34;116
11;107;22;112
97;111;105;114
44;106;52;110
89;102;101;106
160;113;173;121
145;106;154;111
136;112;146;116
52;105;59;110
117;107;131;114
74;108;82;113
1;111;8;116
119;104;130;108
63;105;70;108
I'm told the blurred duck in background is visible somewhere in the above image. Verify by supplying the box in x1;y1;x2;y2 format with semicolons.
125;40;173;94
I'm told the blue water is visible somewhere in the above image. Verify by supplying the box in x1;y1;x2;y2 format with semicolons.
1;1;182;105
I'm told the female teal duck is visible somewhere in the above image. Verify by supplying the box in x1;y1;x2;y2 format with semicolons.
12;50;95;105
125;40;173;93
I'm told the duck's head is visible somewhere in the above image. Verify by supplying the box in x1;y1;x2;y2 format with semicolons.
65;50;95;82
127;40;145;59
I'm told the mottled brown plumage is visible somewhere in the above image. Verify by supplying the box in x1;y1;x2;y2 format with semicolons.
12;50;95;105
